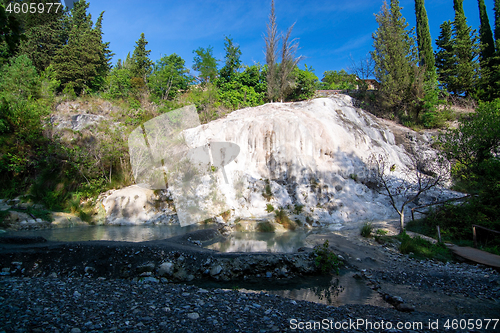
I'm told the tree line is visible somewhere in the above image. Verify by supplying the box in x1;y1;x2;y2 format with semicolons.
371;0;500;127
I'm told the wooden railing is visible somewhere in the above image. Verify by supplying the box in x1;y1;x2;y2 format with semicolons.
473;224;500;248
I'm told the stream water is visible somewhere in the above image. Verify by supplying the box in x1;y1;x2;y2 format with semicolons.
1;224;385;307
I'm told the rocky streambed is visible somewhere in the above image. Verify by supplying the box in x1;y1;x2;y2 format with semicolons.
1;228;500;332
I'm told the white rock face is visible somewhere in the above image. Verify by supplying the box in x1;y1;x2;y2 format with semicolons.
101;185;159;225
178;96;460;227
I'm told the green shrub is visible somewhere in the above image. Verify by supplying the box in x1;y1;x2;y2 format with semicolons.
293;204;303;215
275;208;296;230
265;204;274;213
262;180;273;201
313;240;341;274
257;221;275;233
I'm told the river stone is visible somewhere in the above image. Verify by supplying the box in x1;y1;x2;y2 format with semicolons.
187;312;200;320
137;262;155;273
158;262;175;276
210;265;223;276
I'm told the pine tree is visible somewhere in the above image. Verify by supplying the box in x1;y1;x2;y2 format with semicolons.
52;0;108;95
415;0;435;72
372;0;418;114
451;0;479;96
0;2;23;64
435;21;455;92
18;0;68;72
131;33;152;81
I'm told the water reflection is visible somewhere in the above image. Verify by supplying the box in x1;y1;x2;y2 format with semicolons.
205;231;309;253
2;224;211;242
192;271;387;307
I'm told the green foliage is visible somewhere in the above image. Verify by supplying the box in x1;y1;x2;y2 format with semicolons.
219;36;242;84
148;53;191;100
371;0;420;116
293;204;303;215
321;69;357;90
440;99;500;187
257;221;275;233
275;207;296;230
0;1;23;65
131;32;152;81
288;65;318;101
397;231;454;262
52;0;110;95
104;67;133;99
262;181;273;201
313;240;341;274
19;0;67;73
265;203;274;213
360;222;373;237
192;46;218;85
449;0;480;97
435;21;455;92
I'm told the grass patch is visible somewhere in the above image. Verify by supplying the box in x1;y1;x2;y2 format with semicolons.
256;221;275;233
397;231;454;262
360;222;373;238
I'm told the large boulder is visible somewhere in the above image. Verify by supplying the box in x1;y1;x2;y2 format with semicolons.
101;185;161;225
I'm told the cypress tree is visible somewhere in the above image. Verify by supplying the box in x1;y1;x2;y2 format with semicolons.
415;0;435;72
478;0;495;62
495;0;500;48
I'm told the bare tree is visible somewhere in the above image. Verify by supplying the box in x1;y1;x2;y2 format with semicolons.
348;54;375;89
264;0;279;102
369;148;449;233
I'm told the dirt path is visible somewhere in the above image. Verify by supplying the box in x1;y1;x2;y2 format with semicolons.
304;220;500;317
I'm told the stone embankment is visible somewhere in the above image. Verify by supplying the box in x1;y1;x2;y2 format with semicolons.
0;229;322;282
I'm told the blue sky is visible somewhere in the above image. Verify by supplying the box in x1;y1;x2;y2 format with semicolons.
83;0;497;80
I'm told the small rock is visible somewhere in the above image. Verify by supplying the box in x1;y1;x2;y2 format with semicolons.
210;265;223;276
158;262;174;277
187;312;200;320
396;303;415;312
71;329;81;333
137;262;155;273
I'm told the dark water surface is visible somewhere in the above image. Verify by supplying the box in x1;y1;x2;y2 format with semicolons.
191;269;386;307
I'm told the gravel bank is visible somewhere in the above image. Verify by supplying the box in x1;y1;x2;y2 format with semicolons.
2;276;496;333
